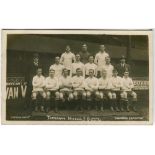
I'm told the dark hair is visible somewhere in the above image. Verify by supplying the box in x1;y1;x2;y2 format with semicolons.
89;69;94;73
37;66;42;70
49;69;55;72
75;53;80;56
76;68;81;72
63;68;68;72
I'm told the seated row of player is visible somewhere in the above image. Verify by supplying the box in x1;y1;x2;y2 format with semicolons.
50;44;131;78
32;67;137;113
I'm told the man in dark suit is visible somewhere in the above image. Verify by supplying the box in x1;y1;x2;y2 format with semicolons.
25;53;43;109
79;44;90;64
115;56;131;77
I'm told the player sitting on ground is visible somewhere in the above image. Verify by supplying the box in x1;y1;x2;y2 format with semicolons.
71;53;85;77
72;68;85;111
85;55;97;78
45;69;59;113
84;69;100;110
98;69;113;111
59;68;74;109
32;67;46;112
121;71;137;112
109;69;123;112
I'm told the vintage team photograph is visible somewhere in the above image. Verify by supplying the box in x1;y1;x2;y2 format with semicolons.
1;29;153;124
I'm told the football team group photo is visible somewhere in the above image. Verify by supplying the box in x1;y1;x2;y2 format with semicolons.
2;30;151;123
32;44;137;114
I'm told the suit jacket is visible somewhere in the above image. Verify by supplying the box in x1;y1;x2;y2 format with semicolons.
115;63;131;77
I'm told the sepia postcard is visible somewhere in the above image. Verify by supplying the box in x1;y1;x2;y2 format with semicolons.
1;29;153;124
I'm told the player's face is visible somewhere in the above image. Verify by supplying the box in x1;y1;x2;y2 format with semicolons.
55;57;60;64
63;69;68;76
37;69;42;76
121;59;125;64
100;45;105;51
89;56;94;63
105;57;110;64
76;69;81;76
124;72;129;78
82;45;87;51
66;46;70;52
89;70;94;77
49;70;55;77
76;54;80;61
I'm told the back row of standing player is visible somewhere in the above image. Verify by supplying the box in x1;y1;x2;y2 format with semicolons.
50;44;131;78
51;44;112;78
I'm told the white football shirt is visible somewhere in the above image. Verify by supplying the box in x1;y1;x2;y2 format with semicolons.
122;77;134;91
32;75;45;92
49;64;64;77
84;76;99;91
85;63;97;76
109;76;123;91
60;52;75;70
102;64;114;78
71;62;85;76
45;76;59;91
94;51;109;70
98;77;111;90
72;75;85;90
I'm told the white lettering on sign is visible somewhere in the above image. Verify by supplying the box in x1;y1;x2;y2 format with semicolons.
7;87;19;99
6;77;28;100
7;87;14;99
6;85;27;100
14;87;19;99
21;85;27;98
133;80;149;90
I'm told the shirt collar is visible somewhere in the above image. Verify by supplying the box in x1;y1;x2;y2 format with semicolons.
65;51;71;54
105;63;111;66
99;51;106;54
75;61;81;63
55;63;60;66
37;75;42;78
